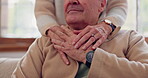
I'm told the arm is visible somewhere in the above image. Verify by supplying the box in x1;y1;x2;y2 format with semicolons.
35;0;70;64
89;31;148;78
12;37;47;78
35;0;59;36
100;0;128;26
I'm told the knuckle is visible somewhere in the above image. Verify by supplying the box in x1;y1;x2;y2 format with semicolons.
91;37;96;42
101;36;107;41
96;42;101;46
86;26;91;30
91;28;97;32
47;30;52;35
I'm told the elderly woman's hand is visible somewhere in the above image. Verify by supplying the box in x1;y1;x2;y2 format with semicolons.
72;22;112;50
47;26;70;65
51;26;93;64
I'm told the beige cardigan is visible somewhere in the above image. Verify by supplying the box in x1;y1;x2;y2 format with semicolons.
35;0;128;35
12;30;148;78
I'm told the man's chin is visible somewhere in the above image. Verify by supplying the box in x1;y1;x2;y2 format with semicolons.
66;18;81;26
66;18;80;23
68;24;86;30
66;14;83;22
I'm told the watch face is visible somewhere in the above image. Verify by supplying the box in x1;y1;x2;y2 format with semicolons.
86;51;94;63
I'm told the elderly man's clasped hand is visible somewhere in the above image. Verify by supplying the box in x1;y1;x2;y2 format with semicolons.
50;26;93;64
47;21;112;65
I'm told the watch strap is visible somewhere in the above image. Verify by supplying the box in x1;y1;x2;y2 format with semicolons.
86;60;91;68
103;20;116;32
110;24;116;32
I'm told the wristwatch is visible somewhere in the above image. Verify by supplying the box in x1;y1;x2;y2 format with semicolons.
86;51;94;68
103;19;116;32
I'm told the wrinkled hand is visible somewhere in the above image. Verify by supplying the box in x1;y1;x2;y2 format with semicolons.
47;26;70;65
51;26;92;64
46;26;64;40
73;22;112;50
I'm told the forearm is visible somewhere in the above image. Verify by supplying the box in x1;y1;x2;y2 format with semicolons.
35;0;59;35
100;0;128;27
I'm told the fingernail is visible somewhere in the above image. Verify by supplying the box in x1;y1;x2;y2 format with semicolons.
66;62;69;65
92;47;96;49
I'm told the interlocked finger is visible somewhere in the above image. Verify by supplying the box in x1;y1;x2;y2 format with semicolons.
89;27;107;49
96;27;107;36
73;27;91;45
92;35;107;49
51;39;65;48
74;29;97;48
49;26;64;33
47;30;63;41
58;50;70;65
93;33;102;40
55;30;69;40
82;35;96;50
53;45;65;51
61;26;73;37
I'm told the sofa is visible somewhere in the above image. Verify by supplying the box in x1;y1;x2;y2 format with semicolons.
0;58;20;78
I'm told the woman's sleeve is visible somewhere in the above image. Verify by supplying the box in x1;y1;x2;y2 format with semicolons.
88;31;148;78
35;0;59;36
100;0;128;27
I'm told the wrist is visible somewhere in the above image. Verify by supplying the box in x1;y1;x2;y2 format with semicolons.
102;19;116;33
101;21;112;35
